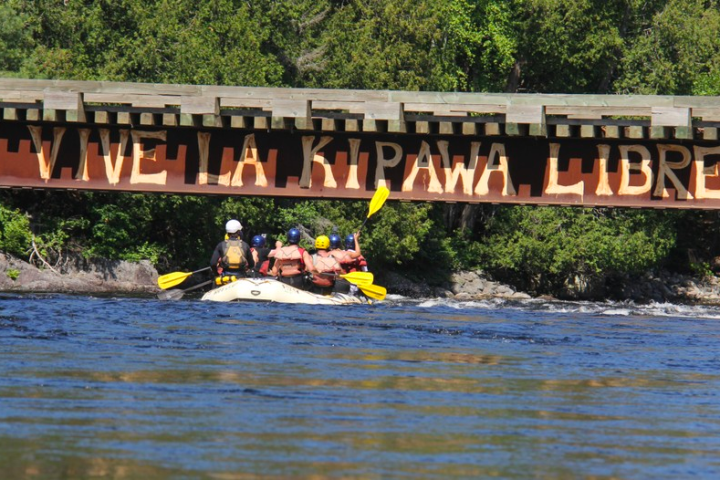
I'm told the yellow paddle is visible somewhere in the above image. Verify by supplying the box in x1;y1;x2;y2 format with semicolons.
317;271;373;286
359;186;390;232
341;271;373;285
358;283;386;301
158;280;214;300
158;267;211;290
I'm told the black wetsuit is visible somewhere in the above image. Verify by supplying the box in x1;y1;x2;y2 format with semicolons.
210;238;254;277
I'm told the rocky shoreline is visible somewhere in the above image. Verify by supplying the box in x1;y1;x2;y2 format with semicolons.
2;252;720;304
0;252;159;295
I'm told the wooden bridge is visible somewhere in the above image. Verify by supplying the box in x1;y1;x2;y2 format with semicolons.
2;78;720;209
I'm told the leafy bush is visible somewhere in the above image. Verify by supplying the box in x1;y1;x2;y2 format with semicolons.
478;206;677;294
0;205;32;257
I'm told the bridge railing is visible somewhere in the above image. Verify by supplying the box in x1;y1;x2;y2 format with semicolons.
2;78;720;141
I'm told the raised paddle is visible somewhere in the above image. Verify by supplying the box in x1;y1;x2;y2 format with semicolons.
158;267;211;290
318;271;374;286
358;186;390;232
158;279;213;301
358;283;387;301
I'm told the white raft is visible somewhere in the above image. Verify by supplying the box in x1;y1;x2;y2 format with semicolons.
201;277;370;305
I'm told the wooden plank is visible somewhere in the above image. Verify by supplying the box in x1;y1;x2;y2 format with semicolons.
0;90;43;103
703;127;718;140
650;126;669;139
506;105;545;125
3;108;18;121
162;113;178;126
271;99;310;119
345;119;360;132
312;100;365;113
363;101;403;121
94;111;111;124
461;123;478;135
505;123;527;136
580;125;598;138
415;121;430;134
220;98;273;109
603;125;621;138
674;126;693;140
555;125;573;137
321;118;337;131
651;107;690;127
403;102;505;114
439;122;455;135
83;93;181;107
388;119;407;133
181;96;219;115
230;116;247;129
140;113;155;126
26;109;41;121
43;91;83;111
546;106;651;117
529;123;547;137
484;123;501;135
625;126;645;139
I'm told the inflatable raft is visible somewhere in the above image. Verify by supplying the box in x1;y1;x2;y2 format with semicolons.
200;277;370;305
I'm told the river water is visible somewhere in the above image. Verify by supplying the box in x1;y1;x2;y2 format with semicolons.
1;293;719;479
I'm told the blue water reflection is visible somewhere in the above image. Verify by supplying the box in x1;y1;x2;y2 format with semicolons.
1;293;719;478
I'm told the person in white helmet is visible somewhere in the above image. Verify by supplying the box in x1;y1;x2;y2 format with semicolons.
210;219;254;281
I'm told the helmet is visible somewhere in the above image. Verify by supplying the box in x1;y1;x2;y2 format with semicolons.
287;228;301;245
225;219;242;234
315;235;330;250
329;234;341;249
251;235;265;248
345;234;355;250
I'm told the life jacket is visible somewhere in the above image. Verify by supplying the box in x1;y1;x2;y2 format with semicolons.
274;245;306;277
312;252;341;288
251;247;270;276
341;253;368;273
221;239;247;271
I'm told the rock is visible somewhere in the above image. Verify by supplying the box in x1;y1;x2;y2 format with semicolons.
511;292;532;300
0;252;160;295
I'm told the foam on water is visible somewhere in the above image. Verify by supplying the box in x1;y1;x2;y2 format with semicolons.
405;294;720;320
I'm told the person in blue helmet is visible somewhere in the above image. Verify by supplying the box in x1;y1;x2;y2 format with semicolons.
327;231;362;294
249;234;281;277
269;228;314;289
340;232;368;273
210;219;255;282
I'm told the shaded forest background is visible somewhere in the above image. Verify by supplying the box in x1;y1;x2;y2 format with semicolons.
2;0;720;296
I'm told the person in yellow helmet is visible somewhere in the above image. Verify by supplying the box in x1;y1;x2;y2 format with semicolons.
309;235;343;295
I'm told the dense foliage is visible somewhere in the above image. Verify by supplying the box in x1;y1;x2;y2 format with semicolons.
3;0;720;295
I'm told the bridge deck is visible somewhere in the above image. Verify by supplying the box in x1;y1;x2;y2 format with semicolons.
2;78;720;140
3;78;720;209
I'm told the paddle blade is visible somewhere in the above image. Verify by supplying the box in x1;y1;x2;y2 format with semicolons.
157;267;211;289
157;271;192;289
340;271;374;286
367;186;389;219
359;283;386;300
157;289;185;301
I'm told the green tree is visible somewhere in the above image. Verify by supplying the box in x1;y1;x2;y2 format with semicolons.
0;205;32;258
615;0;720;95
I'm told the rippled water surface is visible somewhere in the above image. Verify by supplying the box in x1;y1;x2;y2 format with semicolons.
2;293;720;479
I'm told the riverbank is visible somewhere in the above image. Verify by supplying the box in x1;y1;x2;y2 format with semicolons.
380;269;720;305
0;252;159;295
2;251;720;304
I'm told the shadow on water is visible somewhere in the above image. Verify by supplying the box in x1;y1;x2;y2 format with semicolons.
1;293;720;478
